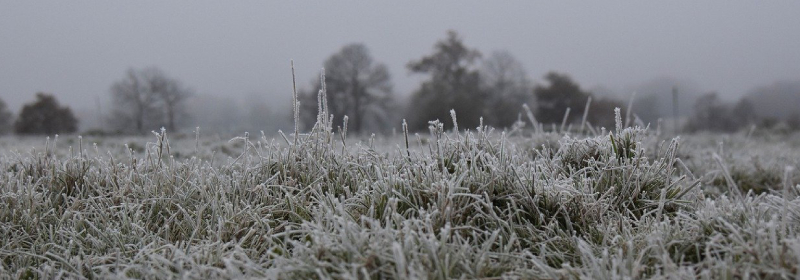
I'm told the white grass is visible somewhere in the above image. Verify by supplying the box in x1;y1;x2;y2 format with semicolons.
1;107;800;279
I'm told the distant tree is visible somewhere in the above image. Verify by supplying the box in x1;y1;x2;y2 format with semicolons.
630;77;703;124
243;92;272;130
0;98;12;135
586;97;627;129
533;72;591;125
788;113;800;131
299;43;393;133
631;93;659;124
109;68;162;133
407;30;485;131
110;67;193;134
479;51;533;127
742;80;800;121
731;98;757;128
149;70;193;131
14;93;78;135
684;92;738;132
186;94;241;134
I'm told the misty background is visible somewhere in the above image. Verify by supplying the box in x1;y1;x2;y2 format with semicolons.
1;1;800;135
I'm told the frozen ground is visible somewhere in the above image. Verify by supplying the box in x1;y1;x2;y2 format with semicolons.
1;119;799;279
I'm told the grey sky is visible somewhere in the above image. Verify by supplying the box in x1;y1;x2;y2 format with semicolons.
2;1;799;113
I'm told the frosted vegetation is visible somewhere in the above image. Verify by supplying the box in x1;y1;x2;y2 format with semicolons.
1;97;800;279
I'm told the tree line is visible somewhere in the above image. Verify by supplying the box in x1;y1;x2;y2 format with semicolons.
2;30;799;136
297;30;625;134
0;68;193;136
297;30;800;134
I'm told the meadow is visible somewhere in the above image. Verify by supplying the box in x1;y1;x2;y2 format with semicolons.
1;108;799;279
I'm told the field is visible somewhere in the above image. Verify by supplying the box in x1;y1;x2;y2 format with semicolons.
1;111;800;279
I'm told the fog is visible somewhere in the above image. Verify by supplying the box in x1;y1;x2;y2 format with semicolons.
2;1;800;132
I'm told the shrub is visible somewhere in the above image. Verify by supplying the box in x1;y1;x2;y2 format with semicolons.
14;93;78;135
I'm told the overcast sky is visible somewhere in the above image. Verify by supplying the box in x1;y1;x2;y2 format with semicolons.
2;1;800;113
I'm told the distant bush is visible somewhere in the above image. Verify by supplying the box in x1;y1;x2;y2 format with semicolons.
14;93;78;135
0;97;12;135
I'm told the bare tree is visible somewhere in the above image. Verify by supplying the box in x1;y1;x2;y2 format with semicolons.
479;51;533;127
149;70;193;131
684;92;738;132
299;43;393;133
110;67;192;133
110;68;160;133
